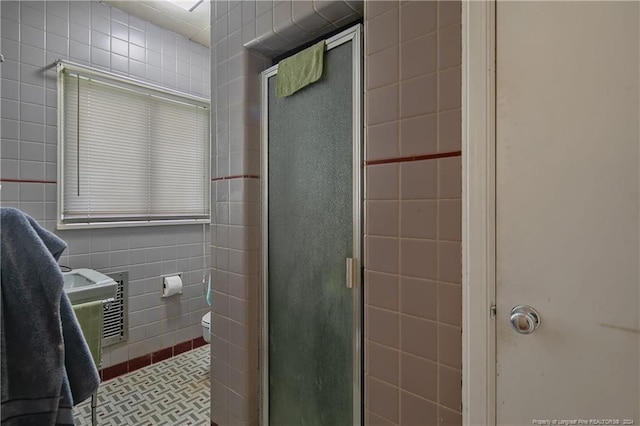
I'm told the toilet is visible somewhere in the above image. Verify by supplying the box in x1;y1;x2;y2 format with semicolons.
201;273;212;343
201;311;211;343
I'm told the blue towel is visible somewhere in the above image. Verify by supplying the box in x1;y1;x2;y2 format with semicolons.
1;208;99;425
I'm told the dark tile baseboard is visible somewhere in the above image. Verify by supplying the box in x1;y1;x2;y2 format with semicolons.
101;336;208;381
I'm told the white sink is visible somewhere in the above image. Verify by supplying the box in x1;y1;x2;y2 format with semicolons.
62;268;117;305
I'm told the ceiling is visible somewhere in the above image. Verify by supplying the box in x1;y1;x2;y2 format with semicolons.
103;0;210;47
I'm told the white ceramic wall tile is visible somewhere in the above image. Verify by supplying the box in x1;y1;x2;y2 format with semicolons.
21;24;46;49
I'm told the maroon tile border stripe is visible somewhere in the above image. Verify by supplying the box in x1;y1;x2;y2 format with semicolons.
0;178;57;184
100;336;208;381
211;174;259;182
365;150;462;166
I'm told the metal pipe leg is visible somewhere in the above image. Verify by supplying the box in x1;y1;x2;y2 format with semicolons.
91;389;98;425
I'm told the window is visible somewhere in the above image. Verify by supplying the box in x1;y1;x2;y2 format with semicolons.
57;61;210;229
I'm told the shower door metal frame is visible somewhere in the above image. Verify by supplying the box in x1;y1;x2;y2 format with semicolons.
260;24;363;426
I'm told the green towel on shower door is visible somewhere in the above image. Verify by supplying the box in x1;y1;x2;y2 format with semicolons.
72;301;103;369
276;41;326;97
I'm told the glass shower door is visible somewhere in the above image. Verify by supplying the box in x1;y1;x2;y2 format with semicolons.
261;25;362;426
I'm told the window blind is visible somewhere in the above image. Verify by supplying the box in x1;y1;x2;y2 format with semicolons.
57;62;210;228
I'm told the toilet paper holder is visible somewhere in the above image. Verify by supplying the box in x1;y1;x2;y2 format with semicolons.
161;273;183;298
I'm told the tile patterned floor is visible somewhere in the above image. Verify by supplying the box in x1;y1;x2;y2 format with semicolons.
73;345;210;425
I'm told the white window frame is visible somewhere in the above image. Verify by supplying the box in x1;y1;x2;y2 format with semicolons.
56;60;211;230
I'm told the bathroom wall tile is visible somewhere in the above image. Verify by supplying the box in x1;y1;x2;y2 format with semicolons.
2;139;20;160
367;46;398;91
367;163;398;200
438;406;463;426
400;33;436;81
366;236;399;275
366;8;398;56
0;182;19;201
438;109;462;153
400;277;437;321
438;66;461;111
366;271;399;311
314;0;354;22
20;102;44;124
399;114;437;157
229;367;246;397
2;118;20;140
438;324;462;369
368;341;399;385
367;411;396;426
367;121;399;161
69;3;90;26
438;283;462;327
19;182;44;201
438;23;461;70
367;200;398;237
1;18;20;43
1;38;20;63
20;160;45;180
229;4;242;34
367;377;399;423
367;83;399;125
69;22;90;45
367;306;399;348
401;73;437;118
400;200;436;239
400;1;436;43
23;5;45;30
401;391;438;426
366;1;397;21
439;366;462;411
272;2;298;42
400;353;437;402
229;389;256;422
70;40;91;64
21;24;45;49
438;241;461;284
291;1;329;33
438;157;462;199
438;200;461;241
20;44;45;67
400;315;437;361
1;2;20;23
19;141;44;163
3;60;20;82
46;13;68;38
439;1;462;29
400;160;437;200
400;238;437;280
241;1;256;26
46;32;69;57
1;99;20;120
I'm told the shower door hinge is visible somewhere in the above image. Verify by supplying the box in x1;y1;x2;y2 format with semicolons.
490;305;497;318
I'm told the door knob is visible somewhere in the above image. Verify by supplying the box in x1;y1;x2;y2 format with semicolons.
510;305;541;334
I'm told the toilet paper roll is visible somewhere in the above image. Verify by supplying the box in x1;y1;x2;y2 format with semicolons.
162;275;183;298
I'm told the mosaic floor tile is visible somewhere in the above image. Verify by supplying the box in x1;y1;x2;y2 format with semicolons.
73;345;210;425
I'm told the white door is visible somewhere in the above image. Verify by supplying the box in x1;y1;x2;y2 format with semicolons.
496;2;640;424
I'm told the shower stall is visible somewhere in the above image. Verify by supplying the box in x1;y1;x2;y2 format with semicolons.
260;25;363;426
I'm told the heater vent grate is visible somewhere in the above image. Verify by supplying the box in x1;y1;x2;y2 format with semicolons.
102;271;128;347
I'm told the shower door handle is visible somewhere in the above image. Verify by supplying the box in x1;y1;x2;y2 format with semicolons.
346;258;357;289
